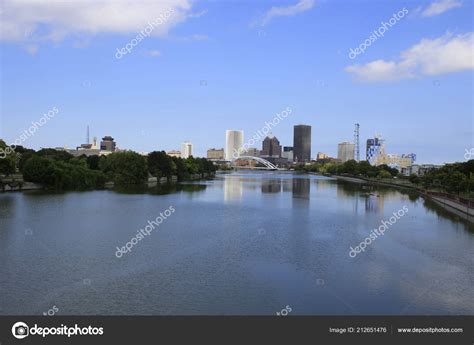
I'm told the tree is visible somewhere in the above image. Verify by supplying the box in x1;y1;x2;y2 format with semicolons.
409;174;420;184
147;151;175;178
37;148;73;161
444;172;467;194
339;160;357;174
100;152;148;185
86;155;101;170
0;139;16;175
0;157;15;175
378;164;399;177
377;170;392;179
22;156;52;183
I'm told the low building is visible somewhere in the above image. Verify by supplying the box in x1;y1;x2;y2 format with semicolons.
244;148;260;157
282;146;293;162
402;164;441;176
316;152;329;160
380;154;416;171
167;150;181;158
207;148;225;160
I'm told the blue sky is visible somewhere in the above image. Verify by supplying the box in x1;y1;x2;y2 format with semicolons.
0;0;472;164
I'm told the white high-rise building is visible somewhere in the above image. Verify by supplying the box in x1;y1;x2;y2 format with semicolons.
181;142;193;159
337;142;355;162
225;130;244;161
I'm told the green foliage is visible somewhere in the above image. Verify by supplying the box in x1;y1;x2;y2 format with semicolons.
420;160;473;194
22;156;52;183
10;141;217;189
0;157;16;175
0;139;19;175
99;151;148;185
148;151;175;178
86;155;101;170
409;174;420;184
22;155;105;189
36;148;74;161
377;170;392;179
148;152;216;181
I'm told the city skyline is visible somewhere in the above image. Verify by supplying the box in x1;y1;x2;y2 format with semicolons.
1;0;472;164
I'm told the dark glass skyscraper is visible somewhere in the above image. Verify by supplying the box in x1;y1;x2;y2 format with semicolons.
293;125;311;162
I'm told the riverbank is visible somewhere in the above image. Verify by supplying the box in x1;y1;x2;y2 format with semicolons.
1;173;215;193
333;174;474;222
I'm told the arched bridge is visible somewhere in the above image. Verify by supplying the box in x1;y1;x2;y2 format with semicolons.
233;156;278;170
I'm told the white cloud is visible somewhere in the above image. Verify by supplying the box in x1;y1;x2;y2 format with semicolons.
258;0;315;26
422;0;462;17
146;49;161;57
188;10;208;18
0;0;194;43
346;32;474;82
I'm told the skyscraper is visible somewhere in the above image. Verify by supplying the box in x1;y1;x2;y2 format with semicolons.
181;141;193;158
260;135;282;158
366;135;385;165
225;130;244;161
293;125;311;163
337;142;355;162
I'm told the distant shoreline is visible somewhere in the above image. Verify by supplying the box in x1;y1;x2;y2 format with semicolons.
332;174;474;222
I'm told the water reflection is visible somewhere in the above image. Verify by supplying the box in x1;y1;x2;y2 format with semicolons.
224;176;243;202
262;179;281;193
292;178;310;200
1;172;473;315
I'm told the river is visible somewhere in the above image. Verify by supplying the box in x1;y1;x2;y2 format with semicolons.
1;172;473;315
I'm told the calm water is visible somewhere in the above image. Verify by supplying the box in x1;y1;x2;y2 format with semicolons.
1;172;473;315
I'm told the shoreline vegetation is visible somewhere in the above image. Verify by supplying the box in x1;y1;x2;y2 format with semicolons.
296;159;473;220
0;139;216;192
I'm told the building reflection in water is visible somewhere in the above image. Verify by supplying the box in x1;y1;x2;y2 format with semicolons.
365;194;384;213
261;178;282;193
224;176;243;202
292;178;310;200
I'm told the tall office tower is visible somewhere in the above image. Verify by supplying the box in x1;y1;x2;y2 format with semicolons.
366;134;385;166
181;142;193;159
337;142;355;162
293;125;311;163
354;123;360;162
225;130;244;161
260;135;282;158
86;125;90;145
100;136;116;152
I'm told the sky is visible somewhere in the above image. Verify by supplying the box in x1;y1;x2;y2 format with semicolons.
0;0;473;164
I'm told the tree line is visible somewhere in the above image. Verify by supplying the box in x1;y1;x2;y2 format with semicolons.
296;159;474;196
0;140;216;190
